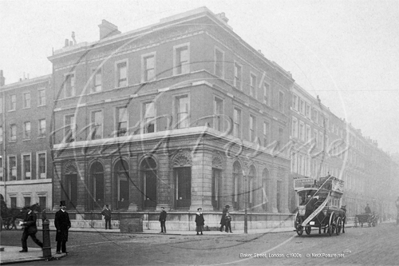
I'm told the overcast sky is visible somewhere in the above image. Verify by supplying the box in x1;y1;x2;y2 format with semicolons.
1;0;398;154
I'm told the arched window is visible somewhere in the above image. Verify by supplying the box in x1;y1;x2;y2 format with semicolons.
212;156;223;210
248;166;256;208
262;168;270;211
232;162;242;210
90;162;104;210
64;163;77;210
114;160;129;210
141;157;157;209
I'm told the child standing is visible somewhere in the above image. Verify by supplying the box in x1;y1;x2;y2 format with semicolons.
225;212;232;233
195;208;204;235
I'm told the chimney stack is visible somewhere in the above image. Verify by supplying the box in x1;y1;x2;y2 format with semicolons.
0;70;5;86
98;20;121;40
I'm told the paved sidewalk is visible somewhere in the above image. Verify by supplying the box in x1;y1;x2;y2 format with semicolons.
0;246;66;265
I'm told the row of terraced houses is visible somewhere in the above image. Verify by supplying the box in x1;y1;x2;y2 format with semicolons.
1;7;398;230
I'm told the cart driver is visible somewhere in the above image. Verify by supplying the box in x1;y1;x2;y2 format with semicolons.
365;204;371;214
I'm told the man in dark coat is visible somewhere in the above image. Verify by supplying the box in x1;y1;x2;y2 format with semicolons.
159;207;167;233
55;201;71;254
101;205;112;229
20;206;43;252
365;204;371;214
195;208;204;235
220;205;229;232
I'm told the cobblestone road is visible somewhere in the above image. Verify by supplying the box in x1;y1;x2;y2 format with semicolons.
1;222;398;265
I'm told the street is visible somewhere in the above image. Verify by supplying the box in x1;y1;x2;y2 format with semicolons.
1;223;399;265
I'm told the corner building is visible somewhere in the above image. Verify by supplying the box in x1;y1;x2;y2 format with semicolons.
49;7;294;224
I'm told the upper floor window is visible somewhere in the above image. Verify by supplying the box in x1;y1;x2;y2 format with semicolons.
233;108;241;138
234;62;242;90
299;122;304;141
64;73;75;98
91;110;103;139
116;107;128;137
292;95;298;110
37;152;47;179
116;61;128;88
263;121;269;146
143;102;155;133
214;97;223;131
38;89;46;106
250;74;257;98
142;53;156;82
10;124;16;142
263;83;269;105
249;115;256;142
23;92;31;108
279;91;284;113
22;154;31;180
176;95;189;129
23;121;31;139
0;157;3;181
305;104;310;118
8;156;17;181
91;68;102;93
38;119;46;138
8;94;16;111
64;114;76;143
174;44;190;75
292;118;298;138
214;48;224;78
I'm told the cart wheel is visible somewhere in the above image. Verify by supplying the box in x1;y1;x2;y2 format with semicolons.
297;226;304;236
336;217;342;235
295;213;303;236
328;213;335;236
305;226;311;235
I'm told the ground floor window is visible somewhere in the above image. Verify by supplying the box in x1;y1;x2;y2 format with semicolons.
174;167;191;208
141;157;157;209
114;160;129;210
10;197;17;208
65;173;78;210
39;196;46;210
91;162;104;209
212;168;222;210
232;162;242;210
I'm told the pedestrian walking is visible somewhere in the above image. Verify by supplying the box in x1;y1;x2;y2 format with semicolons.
225;212;232;233
55;201;71;254
159;207;167;233
365;203;371;214
219;205;229;232
195;208;204;235
101;205;112;229
19;205;43;252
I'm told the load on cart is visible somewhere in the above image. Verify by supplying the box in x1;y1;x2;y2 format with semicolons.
293;175;346;236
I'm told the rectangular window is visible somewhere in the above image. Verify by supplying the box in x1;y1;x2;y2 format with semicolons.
116;61;127;87
116;107;128;136
24;197;31;207
214;97;223;131
38;119;46;137
39;196;46;210
174;167;191;208
9;94;16;111
299;122;304;141
64;73;75;98
38;89;46;106
306;125;311;142
10;124;16;141
292;95;298;110
22;154;31;180
142;54;155;82
23;122;31;139
250;74;257;97
319;131;324;148
214;48;224;78
64;114;76;142
176;95;189;129
143;102;155;133
263;121;269;146
263;83;269;105
174;44;189;75
0;157;3;181
0;126;2;142
279;91;284;113
313;129;318;147
233;108;241;138
10;197;17;208
8;156;16;181
249;115;256;142
234;63;242;89
292;118;298;138
37;152;46;179
23;92;31;108
91;110;103;139
91;68;102;93
306;104;310;117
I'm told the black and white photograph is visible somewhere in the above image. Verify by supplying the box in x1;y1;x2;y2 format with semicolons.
1;0;399;265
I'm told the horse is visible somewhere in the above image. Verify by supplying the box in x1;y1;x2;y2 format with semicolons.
1;203;42;230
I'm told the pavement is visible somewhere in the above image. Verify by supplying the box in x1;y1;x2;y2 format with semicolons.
0;220;369;265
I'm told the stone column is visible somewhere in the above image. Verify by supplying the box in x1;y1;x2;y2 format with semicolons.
190;149;213;211
128;154;139;211
156;153;171;211
52;161;63;211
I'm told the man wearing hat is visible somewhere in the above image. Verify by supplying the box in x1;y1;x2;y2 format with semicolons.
195;208;205;235
219;205;230;232
20;205;43;252
54;201;71;254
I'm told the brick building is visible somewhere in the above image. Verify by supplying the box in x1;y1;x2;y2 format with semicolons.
48;7;294;228
0;72;53;210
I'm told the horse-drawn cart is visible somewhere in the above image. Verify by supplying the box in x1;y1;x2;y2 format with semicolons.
355;213;378;227
294;175;346;236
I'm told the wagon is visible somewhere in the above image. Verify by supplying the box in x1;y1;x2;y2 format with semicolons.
355;213;377;227
293;175;346;236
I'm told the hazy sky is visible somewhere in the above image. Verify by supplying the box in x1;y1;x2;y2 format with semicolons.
1;0;398;154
